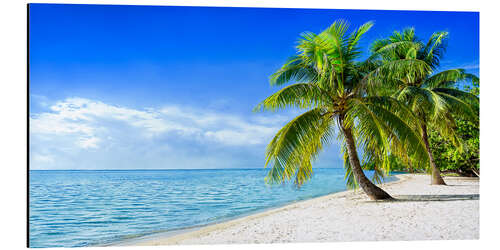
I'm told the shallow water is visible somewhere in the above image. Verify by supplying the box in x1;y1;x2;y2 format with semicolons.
29;168;397;248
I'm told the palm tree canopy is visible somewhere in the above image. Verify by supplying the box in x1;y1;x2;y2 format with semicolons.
367;28;479;148
255;20;429;187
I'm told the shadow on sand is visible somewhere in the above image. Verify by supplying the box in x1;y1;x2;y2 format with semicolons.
389;194;480;202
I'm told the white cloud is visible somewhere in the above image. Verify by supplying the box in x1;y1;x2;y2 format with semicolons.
29;97;295;169
205;129;268;146
77;136;100;149
31;153;54;164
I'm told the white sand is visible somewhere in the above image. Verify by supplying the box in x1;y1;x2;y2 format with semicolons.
134;174;479;245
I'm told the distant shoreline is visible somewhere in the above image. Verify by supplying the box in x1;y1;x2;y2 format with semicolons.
118;174;478;246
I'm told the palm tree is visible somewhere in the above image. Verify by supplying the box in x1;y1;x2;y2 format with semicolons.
254;20;428;200
367;28;479;185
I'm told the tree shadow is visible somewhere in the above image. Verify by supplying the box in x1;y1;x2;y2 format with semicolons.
390;194;480;202
445;184;479;187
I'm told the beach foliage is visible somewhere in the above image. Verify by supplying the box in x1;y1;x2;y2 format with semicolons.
428;82;479;176
367;28;479;184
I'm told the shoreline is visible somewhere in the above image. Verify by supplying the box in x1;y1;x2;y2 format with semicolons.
112;174;413;246
110;174;407;246
119;174;478;246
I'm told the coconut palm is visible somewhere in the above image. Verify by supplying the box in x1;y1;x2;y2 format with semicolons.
254;20;428;200
367;28;479;185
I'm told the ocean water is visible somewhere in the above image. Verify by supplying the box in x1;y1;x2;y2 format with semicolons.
29;169;398;248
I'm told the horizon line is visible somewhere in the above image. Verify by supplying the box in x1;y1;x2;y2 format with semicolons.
29;167;344;171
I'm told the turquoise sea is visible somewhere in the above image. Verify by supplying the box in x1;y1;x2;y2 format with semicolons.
29;169;398;248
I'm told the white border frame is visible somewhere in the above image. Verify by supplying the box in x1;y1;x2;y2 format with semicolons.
1;1;497;250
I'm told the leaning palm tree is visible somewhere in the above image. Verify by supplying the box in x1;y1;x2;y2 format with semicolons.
367;28;479;185
254;20;428;200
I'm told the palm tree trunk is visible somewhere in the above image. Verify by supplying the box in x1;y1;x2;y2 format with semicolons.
406;156;414;173
341;123;393;200
408;162;414;173
421;123;446;185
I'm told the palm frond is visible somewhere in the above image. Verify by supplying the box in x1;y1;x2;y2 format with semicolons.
347;97;430;170
421;31;448;68
270;56;318;86
433;89;479;122
264;108;334;187
424;69;479;88
372;41;422;60
347;21;374;52
254;83;331;112
364;59;431;88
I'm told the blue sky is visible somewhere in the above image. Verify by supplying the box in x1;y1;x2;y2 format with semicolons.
29;4;479;170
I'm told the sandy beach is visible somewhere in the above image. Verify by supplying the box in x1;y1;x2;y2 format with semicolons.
129;174;479;246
